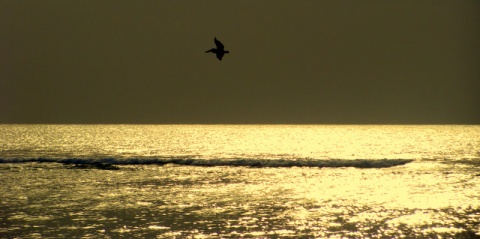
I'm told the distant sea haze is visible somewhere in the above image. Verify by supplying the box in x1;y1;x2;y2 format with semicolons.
1;125;479;238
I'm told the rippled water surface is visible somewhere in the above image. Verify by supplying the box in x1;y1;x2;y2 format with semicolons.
1;125;479;238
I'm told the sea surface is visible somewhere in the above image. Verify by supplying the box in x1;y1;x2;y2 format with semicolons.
1;124;479;238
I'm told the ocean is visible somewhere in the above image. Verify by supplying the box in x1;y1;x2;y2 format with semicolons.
1;124;479;238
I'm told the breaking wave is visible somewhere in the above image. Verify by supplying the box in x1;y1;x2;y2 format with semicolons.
0;157;414;169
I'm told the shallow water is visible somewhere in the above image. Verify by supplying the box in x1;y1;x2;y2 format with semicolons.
1;125;479;238
1;162;479;238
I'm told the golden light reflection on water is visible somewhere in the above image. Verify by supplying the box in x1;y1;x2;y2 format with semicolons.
1;125;480;238
2;125;479;161
2;162;480;238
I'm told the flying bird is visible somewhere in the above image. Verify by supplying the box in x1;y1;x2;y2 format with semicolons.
205;37;229;60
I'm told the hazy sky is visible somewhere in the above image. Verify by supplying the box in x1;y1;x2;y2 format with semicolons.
1;1;479;124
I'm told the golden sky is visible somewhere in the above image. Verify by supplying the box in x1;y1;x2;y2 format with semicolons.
1;1;479;124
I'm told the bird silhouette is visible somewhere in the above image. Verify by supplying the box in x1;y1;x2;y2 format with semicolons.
205;37;229;60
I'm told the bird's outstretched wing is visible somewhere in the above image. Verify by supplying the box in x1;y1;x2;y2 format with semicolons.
214;38;224;50
205;48;216;53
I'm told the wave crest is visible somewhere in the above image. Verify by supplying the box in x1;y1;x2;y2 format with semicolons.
0;158;414;169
